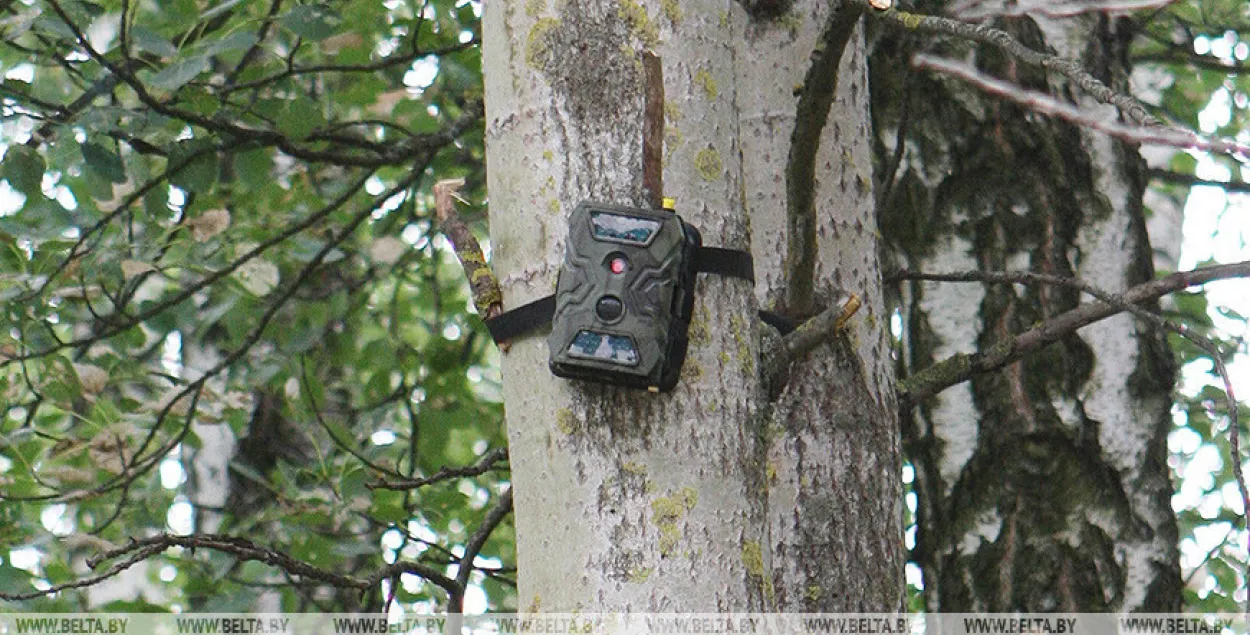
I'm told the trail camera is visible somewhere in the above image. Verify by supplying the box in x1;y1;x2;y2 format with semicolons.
482;200;758;393
547;202;701;392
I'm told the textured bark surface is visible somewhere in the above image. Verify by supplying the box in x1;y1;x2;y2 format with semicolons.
738;5;903;611
484;0;901;611
873;6;1181;611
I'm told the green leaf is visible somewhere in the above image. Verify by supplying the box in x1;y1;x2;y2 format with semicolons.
339;464;368;503
278;5;341;41
2;145;45;195
129;25;178;58
199;588;260;613
143;187;170;218
369;489;410;524
0;564;34;590
199;30;260;56
167;139;219;193
32;14;80;40
201;0;245;21
147;55;211;91
277;96;326;139
96;599;171;613
232;148;273;191
80;142;127;183
1168;152;1198;175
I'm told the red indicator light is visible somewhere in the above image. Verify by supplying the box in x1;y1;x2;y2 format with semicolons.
610;257;628;274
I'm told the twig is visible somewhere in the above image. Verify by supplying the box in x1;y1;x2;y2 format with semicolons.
1148;168;1250;194
0;532;457;601
0;543;167;601
370;448;509;491
912;54;1250;159
452;488;514;613
783;0;864;317
893;261;1250;403
16;140;232;304
763;293;862;396
2;174;424;505
300;357;405;479
45;0;483;169
948;0;1178;20
224;0;285;86
866;4;1162;128
1183;522;1237;586
432;179;503;320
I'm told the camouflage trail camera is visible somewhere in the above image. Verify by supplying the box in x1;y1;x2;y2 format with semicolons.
484;200;761;392
548;202;702;391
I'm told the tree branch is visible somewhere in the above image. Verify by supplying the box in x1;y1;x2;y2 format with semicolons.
895;264;1249;602
912;54;1250;159
763;293;862;395
300;357;406;480
0;171;374;366
433;179;502;320
893;260;1250;405
783;0;864;318
863;3;1161;127
370;448;509;491
452;487;513;612
1148;168;1250;194
0;532;460;601
2;173;424;506
949;0;1178;20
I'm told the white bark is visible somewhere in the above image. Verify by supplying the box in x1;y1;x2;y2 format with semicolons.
891;6;1180;610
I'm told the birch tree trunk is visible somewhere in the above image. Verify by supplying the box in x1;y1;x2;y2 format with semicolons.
483;0;902;611
874;6;1182;610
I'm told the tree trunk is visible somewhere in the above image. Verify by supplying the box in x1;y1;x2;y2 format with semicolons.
874;6;1182;611
483;0;902;611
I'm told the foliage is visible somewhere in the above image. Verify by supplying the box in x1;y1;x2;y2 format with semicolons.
0;0;512;612
1133;0;1250;612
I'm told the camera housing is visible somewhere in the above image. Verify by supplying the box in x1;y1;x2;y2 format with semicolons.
548;202;701;392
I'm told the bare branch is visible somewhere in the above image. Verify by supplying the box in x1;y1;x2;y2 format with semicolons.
783;0;864;318
865;4;1161;127
912;54;1250;160
894;260;1250;404
452;488;514;612
1148;168;1250;194
370;448;509;491
0;542;167;602
948;0;1178;20
0;532;457;601
763;293;862;396
433;179;503;320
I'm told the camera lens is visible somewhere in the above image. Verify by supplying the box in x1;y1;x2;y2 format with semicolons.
596;295;624;322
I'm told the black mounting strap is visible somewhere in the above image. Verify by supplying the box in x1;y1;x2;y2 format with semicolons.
693;246;755;281
482;246;797;343
482;295;555;344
